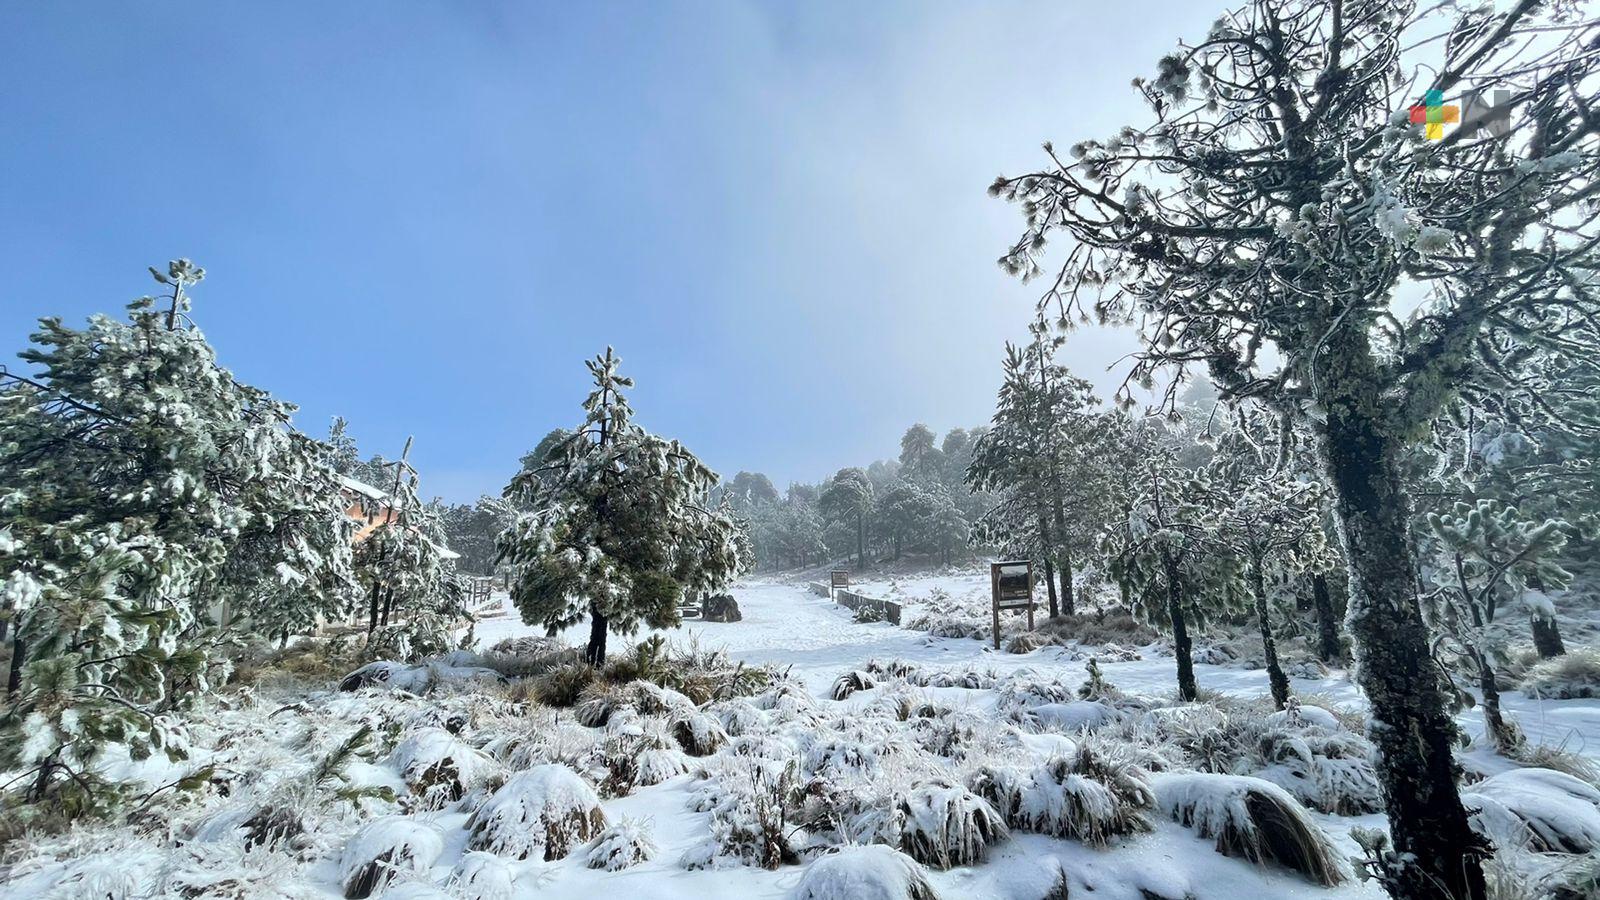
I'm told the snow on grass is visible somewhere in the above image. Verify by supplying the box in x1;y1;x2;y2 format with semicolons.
791;845;941;900
10;579;1600;900
464;764;606;861
1462;767;1600;854
337;816;445;899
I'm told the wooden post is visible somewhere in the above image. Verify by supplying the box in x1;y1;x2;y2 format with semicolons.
990;564;1002;650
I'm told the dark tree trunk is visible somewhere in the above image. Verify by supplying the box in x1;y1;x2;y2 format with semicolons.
1162;554;1197;702
366;581;382;635
380;586;395;627
1475;650;1518;752
1252;563;1290;709
7;636;24;697
1312;572;1343;663
1042;556;1058;620
1059;550;1075;617
1315;349;1487;900
856;513;865;568
585;607;609;666
1531;615;1566;659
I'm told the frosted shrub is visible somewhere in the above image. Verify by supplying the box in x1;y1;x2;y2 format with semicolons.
448;851;517;900
574;683;627;728
683;757;802;870
968;742;1153;846
1462;767;1600;854
586;817;659;870
465;765;606;861
832;669;877;700
1152;772;1347;886
337;816;444;899
1520;649;1600;700
1255;724;1381;815
671;708;729;756
791;845;941;900
388;727;504;808
710;698;768;737
894;778;1009;869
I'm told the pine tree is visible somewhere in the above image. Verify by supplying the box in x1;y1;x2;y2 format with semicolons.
1420;499;1570;753
1100;431;1235;701
0;260;354;815
1204;422;1330;709
990;3;1598;893
497;349;742;665
818;468;874;568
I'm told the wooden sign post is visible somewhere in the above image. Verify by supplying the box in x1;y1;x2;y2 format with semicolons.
989;560;1035;650
829;570;850;601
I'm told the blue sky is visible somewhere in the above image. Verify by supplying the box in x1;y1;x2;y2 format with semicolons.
1;1;1221;502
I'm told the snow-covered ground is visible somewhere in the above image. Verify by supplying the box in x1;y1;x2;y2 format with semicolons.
478;580;1600;761
7;579;1597;900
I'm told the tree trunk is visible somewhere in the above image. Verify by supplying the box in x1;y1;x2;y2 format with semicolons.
1315;353;1487;900
7;636;25;697
585;606;609;666
1252;563;1289;709
366;581;382;635
1312;572;1343;663
856;513;865;568
1475;650;1518;753
1058;549;1075;617
1162;554;1197;702
380;586;395;627
1042;556;1058;620
1530;615;1566;659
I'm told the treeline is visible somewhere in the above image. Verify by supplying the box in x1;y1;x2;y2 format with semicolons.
715;424;992;572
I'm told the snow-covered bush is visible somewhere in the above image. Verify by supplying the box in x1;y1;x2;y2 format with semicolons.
711;698;768;737
894;778;1008;869
586;817;659;870
1462;767;1600;854
388;727;503;808
1152;772;1346;886
448;851;517;900
832;670;877;700
968;740;1153;846
535;662;598;707
1254;720;1381;815
574;682;627;727
337;816;444;899
671;708;729;756
683;756;802;870
1520;649;1600;700
465;765;606;861
791;845;941;900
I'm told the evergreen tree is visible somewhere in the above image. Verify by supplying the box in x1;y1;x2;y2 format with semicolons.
990;3;1598;893
0;260;353;815
818;468;874;568
497;349;742;664
1419;499;1571;753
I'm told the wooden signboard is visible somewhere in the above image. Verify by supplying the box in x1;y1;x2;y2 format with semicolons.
830;570;849;599
989;560;1035;649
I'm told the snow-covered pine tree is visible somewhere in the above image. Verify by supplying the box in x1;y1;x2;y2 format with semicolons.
968;336;1107;616
1100;429;1236;701
497;348;742;665
0;260;354;815
1419;498;1571;753
990;3;1598;894
818;468;874;568
1204;418;1331;709
351;442;466;660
